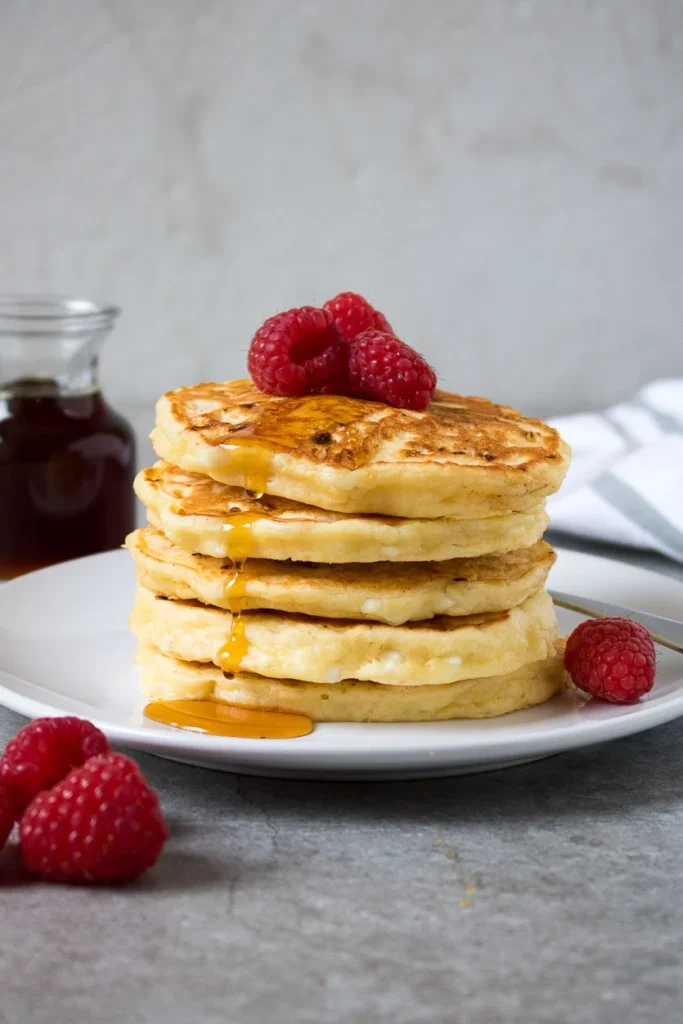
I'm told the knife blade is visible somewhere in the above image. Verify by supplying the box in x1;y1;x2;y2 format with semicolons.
549;589;683;654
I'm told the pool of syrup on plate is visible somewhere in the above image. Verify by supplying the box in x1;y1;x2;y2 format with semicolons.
143;698;312;740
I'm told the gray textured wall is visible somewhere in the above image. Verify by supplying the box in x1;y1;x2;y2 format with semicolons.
1;0;682;429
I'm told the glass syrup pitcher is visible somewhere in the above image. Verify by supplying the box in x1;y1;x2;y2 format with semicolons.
0;296;136;580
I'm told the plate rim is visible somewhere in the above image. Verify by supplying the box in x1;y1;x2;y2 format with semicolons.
0;545;682;771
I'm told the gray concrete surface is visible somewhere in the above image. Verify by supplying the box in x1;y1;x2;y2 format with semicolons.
1;541;682;1024
1;0;682;416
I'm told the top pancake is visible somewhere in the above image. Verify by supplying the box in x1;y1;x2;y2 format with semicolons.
153;379;570;518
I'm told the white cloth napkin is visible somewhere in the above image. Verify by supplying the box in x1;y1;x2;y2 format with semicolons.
547;379;683;562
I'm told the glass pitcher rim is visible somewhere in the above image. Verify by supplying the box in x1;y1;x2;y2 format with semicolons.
0;295;120;334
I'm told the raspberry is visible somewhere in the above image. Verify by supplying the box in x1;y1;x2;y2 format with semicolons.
0;716;110;816
323;292;393;340
0;782;15;851
247;306;349;397
348;330;437;411
564;617;656;703
20;753;167;883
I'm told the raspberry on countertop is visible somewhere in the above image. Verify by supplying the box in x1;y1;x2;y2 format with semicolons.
20;752;167;883
0;716;110;816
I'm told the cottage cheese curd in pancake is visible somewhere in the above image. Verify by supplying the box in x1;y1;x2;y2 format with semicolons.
135;462;550;562
130;586;558;686
127;527;556;625
136;642;567;721
152;380;570;518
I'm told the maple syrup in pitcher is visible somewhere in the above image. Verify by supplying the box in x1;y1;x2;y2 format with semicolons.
0;298;136;579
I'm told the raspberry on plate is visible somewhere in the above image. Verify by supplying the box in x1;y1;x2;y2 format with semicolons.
348;330;437;411
323;292;393;341
20;752;167;883
0;782;15;851
0;716;110;816
247;306;348;397
564;617;656;703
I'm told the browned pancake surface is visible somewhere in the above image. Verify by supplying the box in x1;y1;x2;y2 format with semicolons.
168;379;565;473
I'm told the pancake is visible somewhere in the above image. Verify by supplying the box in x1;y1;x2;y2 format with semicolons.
135;462;550;562
152;379;570;518
127;527;556;625
130;586;558;686
136;642;567;721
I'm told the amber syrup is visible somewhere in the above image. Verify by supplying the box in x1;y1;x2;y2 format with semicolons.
0;382;136;579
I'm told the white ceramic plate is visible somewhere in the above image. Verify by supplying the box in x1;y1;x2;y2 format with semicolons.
0;549;681;780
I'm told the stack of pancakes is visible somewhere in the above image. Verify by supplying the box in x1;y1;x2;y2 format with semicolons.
128;380;571;722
